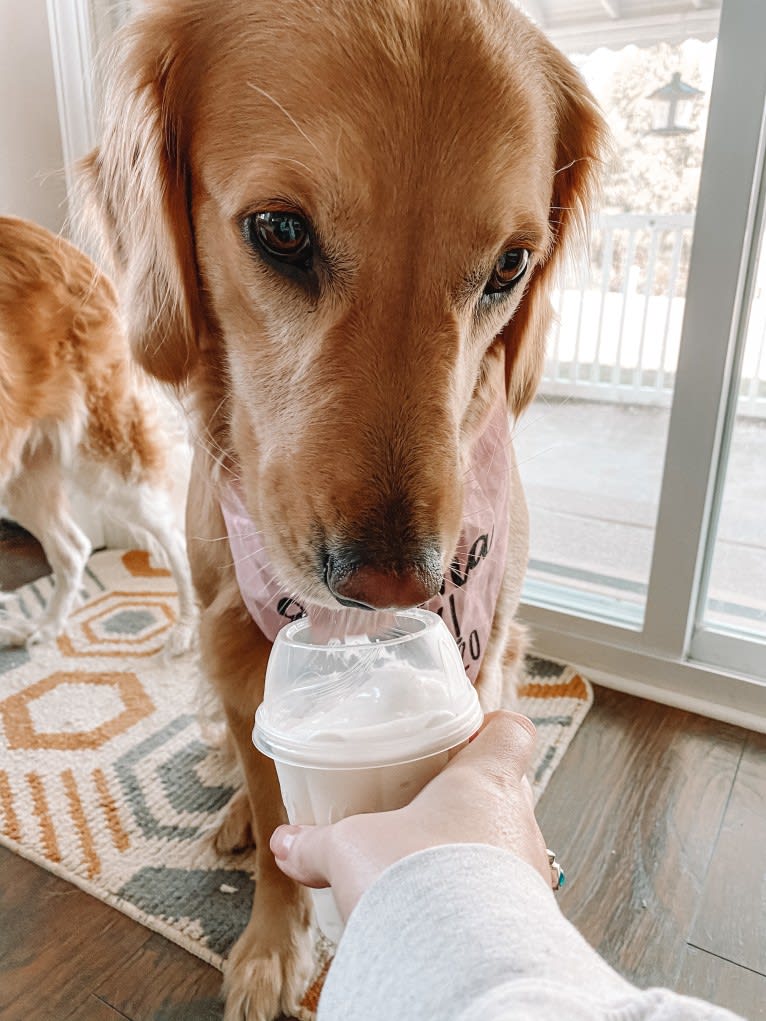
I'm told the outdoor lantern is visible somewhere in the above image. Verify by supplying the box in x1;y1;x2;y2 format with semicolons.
649;71;704;135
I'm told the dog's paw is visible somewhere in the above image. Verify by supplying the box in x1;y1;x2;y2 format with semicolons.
213;789;255;854
164;619;196;657
0;616;64;649
223;919;314;1021
0;617;39;648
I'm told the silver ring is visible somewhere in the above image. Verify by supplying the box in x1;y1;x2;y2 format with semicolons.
547;848;565;891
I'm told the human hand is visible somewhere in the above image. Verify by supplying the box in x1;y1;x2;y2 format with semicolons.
270;710;551;921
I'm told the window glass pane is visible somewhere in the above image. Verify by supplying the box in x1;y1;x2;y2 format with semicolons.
514;2;721;624
703;216;766;639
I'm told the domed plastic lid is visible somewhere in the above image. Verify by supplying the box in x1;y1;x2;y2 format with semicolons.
253;608;483;769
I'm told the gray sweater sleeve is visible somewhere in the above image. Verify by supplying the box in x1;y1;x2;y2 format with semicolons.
317;844;744;1021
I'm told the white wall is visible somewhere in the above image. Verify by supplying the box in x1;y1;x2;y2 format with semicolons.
0;0;68;232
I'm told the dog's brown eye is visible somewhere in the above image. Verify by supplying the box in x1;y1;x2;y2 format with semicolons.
244;211;312;267
486;248;530;294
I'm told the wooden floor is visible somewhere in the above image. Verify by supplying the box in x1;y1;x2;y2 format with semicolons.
1;523;763;1021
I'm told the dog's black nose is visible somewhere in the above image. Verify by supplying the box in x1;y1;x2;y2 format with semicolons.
324;548;442;610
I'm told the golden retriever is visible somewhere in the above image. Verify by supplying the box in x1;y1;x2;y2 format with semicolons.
0;216;196;653
82;1;607;1017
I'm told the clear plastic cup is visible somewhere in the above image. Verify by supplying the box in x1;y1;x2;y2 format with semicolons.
253;607;483;942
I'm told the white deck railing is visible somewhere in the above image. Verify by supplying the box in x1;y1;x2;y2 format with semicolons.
542;213;766;418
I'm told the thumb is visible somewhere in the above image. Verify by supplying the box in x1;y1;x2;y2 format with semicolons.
270;823;333;889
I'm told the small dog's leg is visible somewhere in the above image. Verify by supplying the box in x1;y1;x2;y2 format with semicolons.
112;484;197;655
1;469;91;646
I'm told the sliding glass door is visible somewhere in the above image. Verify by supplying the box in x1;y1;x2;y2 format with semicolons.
692;169;766;678
516;14;720;628
517;0;766;730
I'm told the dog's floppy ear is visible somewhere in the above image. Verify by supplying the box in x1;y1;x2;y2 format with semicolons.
501;41;608;416
78;9;201;386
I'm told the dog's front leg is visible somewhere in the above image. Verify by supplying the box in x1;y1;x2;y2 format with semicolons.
200;591;313;1021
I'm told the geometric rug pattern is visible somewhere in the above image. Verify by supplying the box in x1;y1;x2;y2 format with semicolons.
0;549;593;1019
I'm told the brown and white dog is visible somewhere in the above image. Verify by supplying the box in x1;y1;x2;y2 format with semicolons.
0;216;196;653
82;1;607;1017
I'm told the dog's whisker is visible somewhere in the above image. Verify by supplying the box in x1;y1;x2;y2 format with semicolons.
186;418;240;483
554;154;597;177
516;444;560;469
180;393;240;485
192;530;260;543
247;82;322;157
207;445;239;480
510;394;574;441
458;506;497;524
483;416;506;481
198;418;234;463
225;545;271;570
217;551;271;575
461;433;515;483
267;155;315;175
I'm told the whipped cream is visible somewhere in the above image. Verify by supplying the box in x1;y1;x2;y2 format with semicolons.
271;664;458;744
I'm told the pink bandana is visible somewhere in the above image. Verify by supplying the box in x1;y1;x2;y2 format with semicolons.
221;397;510;683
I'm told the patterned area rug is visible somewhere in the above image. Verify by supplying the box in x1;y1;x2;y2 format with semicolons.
0;549;593;1018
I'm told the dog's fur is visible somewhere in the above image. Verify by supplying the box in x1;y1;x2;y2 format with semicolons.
82;1;607;1017
0;216;196;653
